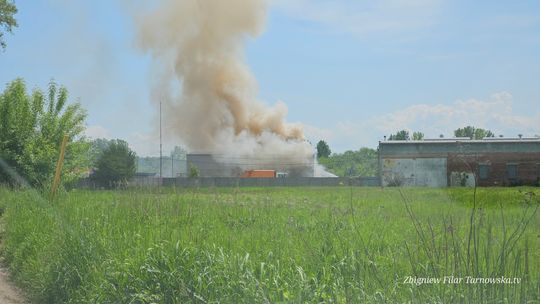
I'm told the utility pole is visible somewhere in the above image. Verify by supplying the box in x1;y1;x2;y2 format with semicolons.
171;155;174;178
159;99;163;183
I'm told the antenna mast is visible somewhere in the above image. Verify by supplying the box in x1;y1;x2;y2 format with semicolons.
159;98;163;181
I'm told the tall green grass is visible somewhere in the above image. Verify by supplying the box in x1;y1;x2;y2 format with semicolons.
0;187;539;303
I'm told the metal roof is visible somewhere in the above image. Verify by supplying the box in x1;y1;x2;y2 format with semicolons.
380;138;540;144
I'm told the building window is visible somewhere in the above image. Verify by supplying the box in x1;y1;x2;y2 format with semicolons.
537;164;540;178
507;164;518;179
479;164;489;180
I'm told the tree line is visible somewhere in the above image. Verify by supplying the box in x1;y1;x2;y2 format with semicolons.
0;79;138;188
386;127;496;141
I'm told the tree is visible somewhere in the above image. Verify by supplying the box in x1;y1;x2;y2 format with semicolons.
92;140;136;187
88;138;113;166
316;140;331;158
188;164;199;178
389;130;410;140
0;0;18;50
318;148;378;177
412;131;424;140
0;78;88;187
454;126;495;139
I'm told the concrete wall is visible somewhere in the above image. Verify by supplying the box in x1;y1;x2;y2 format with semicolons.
186;154;239;177
381;158;447;187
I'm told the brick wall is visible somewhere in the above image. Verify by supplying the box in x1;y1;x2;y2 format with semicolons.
447;153;540;187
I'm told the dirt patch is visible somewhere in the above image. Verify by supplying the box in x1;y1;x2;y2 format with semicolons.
0;265;27;304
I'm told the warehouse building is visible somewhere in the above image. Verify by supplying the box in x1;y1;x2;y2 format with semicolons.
186;154;315;177
378;138;540;187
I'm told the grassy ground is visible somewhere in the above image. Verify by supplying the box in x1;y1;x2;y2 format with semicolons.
0;187;539;303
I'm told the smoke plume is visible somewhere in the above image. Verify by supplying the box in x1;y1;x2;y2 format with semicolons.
136;0;316;175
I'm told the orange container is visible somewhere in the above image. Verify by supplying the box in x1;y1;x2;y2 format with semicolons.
240;170;276;178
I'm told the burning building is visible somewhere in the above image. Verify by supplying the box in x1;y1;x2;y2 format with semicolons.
186;153;316;178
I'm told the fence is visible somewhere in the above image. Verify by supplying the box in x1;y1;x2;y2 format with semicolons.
77;177;380;189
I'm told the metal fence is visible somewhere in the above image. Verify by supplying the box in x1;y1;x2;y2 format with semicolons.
77;177;380;189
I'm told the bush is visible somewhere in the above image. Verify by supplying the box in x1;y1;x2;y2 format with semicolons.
91;140;136;188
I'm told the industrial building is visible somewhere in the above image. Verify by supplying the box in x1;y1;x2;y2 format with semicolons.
378;138;540;187
186;154;315;177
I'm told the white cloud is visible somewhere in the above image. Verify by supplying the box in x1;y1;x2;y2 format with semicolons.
271;0;443;36
84;125;112;139
308;92;540;152
371;91;540;137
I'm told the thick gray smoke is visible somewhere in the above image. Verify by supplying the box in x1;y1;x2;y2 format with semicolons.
136;0;319;176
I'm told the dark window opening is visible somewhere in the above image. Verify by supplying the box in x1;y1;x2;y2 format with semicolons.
507;164;518;179
537;164;540;186
479;164;489;180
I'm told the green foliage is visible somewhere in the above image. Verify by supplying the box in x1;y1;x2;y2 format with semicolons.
388;130;410;140
0;78;88;187
412;131;424;140
88;138;114;166
0;0;17;50
189;164;199;178
92;140;136;187
318;148;377;177
454;126;495;139
0;188;539;303
316;140;331;158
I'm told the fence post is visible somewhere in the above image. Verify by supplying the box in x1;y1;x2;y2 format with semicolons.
51;134;68;200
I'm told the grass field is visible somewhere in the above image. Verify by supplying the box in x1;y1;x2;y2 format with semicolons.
0;187;539;303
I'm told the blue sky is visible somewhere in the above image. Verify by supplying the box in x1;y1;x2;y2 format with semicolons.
1;0;540;155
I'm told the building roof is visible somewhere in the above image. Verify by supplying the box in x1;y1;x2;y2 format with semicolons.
380;138;540;145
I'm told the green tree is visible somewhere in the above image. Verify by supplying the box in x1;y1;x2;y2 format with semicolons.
0;0;18;50
454;126;495;139
0;78;88;186
412;131;424;140
188;164;199;178
88;138;113;166
316;140;331;158
389;130;410;140
318;148;377;177
92;140;136;187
